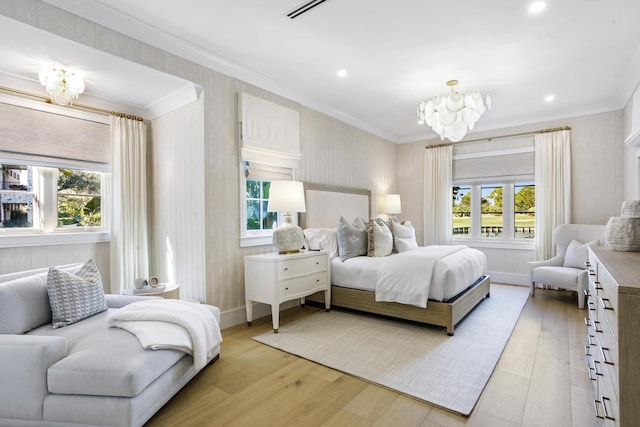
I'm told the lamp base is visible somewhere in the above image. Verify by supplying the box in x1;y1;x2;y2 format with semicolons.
273;222;305;254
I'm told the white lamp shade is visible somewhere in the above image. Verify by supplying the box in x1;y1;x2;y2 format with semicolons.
383;194;402;214
267;180;306;213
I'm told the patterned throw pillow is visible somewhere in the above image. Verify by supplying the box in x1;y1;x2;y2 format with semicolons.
47;259;108;329
367;218;393;257
337;216;368;261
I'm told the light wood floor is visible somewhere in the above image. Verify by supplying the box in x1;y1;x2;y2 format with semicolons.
146;285;603;427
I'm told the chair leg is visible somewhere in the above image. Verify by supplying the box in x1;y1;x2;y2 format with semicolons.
531;281;536;297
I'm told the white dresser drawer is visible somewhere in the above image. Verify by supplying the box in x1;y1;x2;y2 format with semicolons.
278;254;328;279
279;272;329;297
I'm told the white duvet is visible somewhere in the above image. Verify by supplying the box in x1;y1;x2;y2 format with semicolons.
375;245;469;308
108;299;222;370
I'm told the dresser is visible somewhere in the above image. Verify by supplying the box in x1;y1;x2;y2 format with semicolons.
245;250;331;333
585;246;640;426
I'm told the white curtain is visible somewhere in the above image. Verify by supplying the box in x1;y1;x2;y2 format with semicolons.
424;144;453;245
534;129;571;261
110;116;149;293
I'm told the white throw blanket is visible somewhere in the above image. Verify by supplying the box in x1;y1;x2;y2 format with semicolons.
108;299;222;370
376;245;467;308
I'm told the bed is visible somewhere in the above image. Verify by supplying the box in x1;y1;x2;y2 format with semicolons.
301;183;490;335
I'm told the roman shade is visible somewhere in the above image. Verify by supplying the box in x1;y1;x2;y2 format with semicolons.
452;137;534;184
0;102;110;171
239;93;300;170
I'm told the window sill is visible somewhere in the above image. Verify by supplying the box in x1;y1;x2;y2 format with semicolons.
240;234;273;248
452;238;534;251
0;230;110;248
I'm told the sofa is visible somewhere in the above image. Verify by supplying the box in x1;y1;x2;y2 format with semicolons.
0;262;221;427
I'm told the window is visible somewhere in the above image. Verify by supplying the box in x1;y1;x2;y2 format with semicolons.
0;164;35;228
514;182;535;239
452;185;471;237
0;162;109;233
481;184;503;238
245;179;277;232
451;182;535;243
57;168;103;228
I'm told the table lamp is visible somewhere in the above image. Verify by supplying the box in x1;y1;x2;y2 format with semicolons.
267;180;306;254
383;194;402;220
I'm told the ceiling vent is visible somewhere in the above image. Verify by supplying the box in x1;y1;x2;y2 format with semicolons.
286;0;329;19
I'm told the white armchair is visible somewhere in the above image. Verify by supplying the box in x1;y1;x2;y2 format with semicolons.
529;224;605;308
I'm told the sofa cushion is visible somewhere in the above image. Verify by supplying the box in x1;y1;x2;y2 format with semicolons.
47;260;108;329
0;272;51;334
43;309;185;397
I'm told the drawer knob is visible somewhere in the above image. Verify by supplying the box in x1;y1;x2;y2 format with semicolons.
594;281;603;290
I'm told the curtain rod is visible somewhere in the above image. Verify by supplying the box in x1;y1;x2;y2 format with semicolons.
425;126;571;148
0;85;144;122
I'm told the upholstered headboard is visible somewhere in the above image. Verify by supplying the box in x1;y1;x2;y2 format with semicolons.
299;183;371;229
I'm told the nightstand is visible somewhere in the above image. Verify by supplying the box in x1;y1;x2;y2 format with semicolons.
244;250;331;333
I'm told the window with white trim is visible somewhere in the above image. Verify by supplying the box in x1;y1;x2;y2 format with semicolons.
238;92;301;247
0;162;109;233
451;136;535;245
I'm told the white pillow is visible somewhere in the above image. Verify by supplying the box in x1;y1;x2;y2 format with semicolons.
392;219;419;253
563;239;599;269
367;219;393;257
304;228;339;259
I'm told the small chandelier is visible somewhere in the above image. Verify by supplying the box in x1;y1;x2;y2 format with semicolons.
417;80;491;142
38;66;85;106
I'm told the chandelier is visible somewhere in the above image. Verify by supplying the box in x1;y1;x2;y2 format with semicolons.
417;80;491;142
38;66;85;106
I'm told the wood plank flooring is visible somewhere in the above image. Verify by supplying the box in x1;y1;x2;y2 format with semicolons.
145;286;603;427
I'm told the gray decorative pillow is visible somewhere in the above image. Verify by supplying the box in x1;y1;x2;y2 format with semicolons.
47;259;108;329
337;216;368;261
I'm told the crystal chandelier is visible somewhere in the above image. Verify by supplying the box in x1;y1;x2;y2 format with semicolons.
38;66;85;106
417;80;491;142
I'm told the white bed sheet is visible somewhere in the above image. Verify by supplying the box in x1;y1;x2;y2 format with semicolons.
330;246;487;302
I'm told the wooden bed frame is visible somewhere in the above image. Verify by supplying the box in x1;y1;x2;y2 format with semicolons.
301;182;491;336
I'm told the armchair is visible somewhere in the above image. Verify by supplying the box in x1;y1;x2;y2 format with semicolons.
529;224;605;308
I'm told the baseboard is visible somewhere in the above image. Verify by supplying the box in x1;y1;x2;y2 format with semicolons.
220;300;299;330
487;271;529;286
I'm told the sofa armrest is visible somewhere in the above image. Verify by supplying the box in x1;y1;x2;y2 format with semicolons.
0;335;67;420
528;254;564;271
104;293;163;308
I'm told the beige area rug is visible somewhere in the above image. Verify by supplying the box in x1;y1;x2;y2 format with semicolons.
253;284;529;416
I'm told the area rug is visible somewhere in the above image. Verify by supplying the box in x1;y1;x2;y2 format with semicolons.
253;284;528;416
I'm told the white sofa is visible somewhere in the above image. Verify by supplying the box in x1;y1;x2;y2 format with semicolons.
0;263;221;427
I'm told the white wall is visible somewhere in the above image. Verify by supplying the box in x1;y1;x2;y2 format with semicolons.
0;242;110;291
148;96;206;303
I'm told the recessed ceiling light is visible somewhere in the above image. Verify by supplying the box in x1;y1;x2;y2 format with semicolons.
337;69;347;78
528;1;547;14
545;94;555;102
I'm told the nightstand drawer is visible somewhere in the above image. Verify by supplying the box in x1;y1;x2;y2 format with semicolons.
280;272;328;296
278;255;328;279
